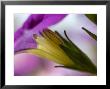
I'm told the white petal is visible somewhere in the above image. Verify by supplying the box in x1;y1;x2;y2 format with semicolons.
49;14;97;65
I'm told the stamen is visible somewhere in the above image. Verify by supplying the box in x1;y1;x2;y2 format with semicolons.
46;29;63;44
82;27;97;40
64;30;72;42
33;34;37;39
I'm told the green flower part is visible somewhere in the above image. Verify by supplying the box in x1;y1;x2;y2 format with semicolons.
18;29;97;75
82;27;97;40
85;14;97;24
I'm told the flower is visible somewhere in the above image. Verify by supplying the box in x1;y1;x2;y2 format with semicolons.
19;29;97;74
25;29;74;67
14;14;97;76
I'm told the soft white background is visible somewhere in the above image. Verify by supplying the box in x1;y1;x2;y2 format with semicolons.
5;5;106;85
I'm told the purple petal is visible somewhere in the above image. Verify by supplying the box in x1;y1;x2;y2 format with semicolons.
14;14;67;52
14;53;42;76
